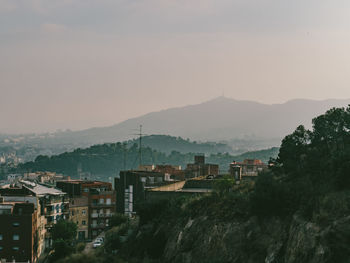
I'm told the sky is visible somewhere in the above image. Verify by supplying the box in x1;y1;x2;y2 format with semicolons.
1;0;350;134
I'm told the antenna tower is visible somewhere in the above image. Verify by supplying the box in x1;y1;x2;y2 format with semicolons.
132;125;148;168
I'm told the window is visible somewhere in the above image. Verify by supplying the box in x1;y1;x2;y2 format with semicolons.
106;198;111;205
71;210;75;216
12;222;20;227
12;247;19;251
82;220;86;225
82;210;86;215
99;198;104;204
0;246;3;251
0;234;2;240
92;199;98;205
13;234;19;241
83;188;89;193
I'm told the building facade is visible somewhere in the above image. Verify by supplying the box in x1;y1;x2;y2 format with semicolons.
115;170;174;216
186;155;219;178
56;180;116;239
69;196;89;240
0;201;38;262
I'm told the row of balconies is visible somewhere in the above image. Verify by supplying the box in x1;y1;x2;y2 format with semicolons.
90;223;109;228
90;213;112;218
90;202;115;207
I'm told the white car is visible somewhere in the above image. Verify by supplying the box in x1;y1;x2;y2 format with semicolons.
95;237;104;243
93;241;102;248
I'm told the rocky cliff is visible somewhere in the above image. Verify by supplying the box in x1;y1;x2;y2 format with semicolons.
125;194;350;263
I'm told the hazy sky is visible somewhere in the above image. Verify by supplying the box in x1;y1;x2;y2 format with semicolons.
1;0;350;133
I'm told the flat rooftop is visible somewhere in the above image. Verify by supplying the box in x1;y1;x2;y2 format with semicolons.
20;180;66;196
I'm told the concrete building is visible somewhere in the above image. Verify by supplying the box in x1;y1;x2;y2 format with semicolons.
0;201;38;262
115;170;180;216
230;159;268;180
69;196;89;241
154;165;185;181
56;180;116;239
24;172;70;185
186;155;219;178
0;181;69;251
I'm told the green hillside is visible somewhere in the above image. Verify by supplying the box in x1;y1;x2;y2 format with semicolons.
126;135;233;154
17;143;278;180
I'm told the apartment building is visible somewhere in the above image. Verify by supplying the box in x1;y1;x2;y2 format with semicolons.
230;159;268;181
186;155;219;178
0;181;69;252
0;201;38;262
56;180;116;239
115;170;174;216
69;196;89;240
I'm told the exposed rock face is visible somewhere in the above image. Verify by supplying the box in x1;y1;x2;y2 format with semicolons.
132;214;350;263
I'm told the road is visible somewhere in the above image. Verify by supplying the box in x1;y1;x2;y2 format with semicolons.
83;232;105;254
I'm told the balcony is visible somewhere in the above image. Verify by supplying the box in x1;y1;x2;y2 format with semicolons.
90;223;106;229
96;213;112;218
90;202;115;208
91;213;99;218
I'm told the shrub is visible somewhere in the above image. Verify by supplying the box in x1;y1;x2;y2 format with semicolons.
110;214;128;228
75;242;85;253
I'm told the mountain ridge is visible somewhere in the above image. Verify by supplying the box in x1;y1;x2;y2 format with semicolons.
2;97;350;150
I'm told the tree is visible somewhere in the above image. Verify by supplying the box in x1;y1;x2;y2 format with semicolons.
49;220;77;262
214;175;235;194
109;214;128;228
51;220;77;241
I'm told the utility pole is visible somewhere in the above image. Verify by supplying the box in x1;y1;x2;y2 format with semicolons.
139;125;142;167
132;125;148;169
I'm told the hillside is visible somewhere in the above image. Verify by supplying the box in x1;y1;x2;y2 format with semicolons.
0;135;235;163
17;143;278;180
126;135;233;155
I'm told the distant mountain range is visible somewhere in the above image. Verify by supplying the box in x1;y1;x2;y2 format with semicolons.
2;97;350;155
46;96;350;141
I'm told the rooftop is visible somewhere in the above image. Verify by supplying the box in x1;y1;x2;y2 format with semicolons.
20;180;66;196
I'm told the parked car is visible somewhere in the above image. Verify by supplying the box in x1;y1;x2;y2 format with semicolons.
95;237;104;243
93;241;102;248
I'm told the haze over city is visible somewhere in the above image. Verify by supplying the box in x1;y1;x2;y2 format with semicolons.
1;0;350;133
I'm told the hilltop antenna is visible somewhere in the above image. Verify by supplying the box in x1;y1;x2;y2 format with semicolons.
139;125;142;167
131;125;148;168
